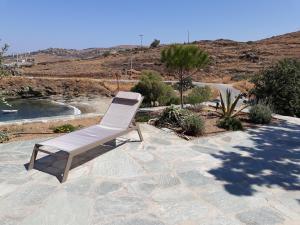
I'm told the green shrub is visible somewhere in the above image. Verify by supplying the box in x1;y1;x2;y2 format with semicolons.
157;106;204;136
186;86;212;105
150;39;160;48
102;51;110;57
52;124;77;133
217;117;243;131
158;84;179;106
157;105;188;127
135;113;151;123
181;114;205;136
131;70;178;106
249;104;272;124
231;73;251;81
0;131;9;143
251;58;300;117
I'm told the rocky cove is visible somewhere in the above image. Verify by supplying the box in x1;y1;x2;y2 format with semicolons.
0;76;113;98
0;77;116;122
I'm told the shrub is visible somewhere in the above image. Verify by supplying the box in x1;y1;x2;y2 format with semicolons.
157;105;188;127
186;86;212;105
135;113;151;123
52;124;77;133
251;58;300;117
217;117;243;131
157;106;204;136
249;104;272;124
158;84;179;106
150;39;160;48
231;73;251;81
0;131;9;143
181;114;205;136
102;51;110;57
131;70;178;106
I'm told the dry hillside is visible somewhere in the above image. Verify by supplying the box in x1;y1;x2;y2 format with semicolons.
15;31;300;82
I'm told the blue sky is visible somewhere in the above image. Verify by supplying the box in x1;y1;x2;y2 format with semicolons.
1;0;300;53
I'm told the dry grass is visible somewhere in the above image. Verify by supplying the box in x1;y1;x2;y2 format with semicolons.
102;81;136;93
232;80;254;93
20;31;300;81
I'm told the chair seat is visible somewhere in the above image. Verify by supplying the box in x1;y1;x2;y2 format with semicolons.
39;125;124;152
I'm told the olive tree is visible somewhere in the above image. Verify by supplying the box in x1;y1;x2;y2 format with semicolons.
161;44;209;108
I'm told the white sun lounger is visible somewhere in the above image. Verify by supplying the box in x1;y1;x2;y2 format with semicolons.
28;91;144;182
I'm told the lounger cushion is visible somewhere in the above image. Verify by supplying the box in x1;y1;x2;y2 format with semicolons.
39;125;124;152
115;91;141;101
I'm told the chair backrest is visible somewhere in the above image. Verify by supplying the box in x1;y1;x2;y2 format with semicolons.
99;91;143;130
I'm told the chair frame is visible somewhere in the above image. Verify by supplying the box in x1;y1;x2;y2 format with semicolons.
28;95;144;183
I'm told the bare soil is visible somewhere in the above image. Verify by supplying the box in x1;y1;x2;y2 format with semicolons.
0;108;280;143
18;31;300;82
153;107;279;140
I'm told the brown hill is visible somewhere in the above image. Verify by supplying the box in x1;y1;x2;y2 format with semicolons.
20;31;300;82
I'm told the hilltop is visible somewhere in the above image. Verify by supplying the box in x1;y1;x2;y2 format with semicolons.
9;31;300;82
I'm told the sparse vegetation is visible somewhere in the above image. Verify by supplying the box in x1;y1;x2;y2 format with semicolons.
231;73;251;81
52;124;78;133
156;106;204;136
0;42;10;77
249;103;272;124
161;44;209;108
102;51;110;57
150;39;160;48
217;117;243;131
0;131;9;143
157;105;187;127
251;58;300;117
135;112;153;123
131;70;178;106
181;113;205;135
186;86;212;105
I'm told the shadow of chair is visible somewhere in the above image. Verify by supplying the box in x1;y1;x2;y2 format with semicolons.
24;139;128;182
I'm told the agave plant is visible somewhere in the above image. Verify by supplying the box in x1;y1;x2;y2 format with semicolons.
157;105;188;126
218;89;248;118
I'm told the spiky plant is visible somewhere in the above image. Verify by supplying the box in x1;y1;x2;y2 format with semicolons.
218;89;248;118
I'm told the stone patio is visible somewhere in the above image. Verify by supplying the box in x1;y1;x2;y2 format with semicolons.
0;117;299;225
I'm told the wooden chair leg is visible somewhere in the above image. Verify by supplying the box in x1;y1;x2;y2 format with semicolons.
61;154;73;183
28;144;39;170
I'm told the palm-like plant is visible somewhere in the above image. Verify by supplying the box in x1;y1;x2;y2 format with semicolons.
161;44;209;108
218;89;248;118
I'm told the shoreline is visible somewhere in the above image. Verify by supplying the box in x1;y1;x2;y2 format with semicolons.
0;96;112;124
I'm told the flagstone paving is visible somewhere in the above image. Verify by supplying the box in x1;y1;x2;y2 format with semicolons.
0;116;299;225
